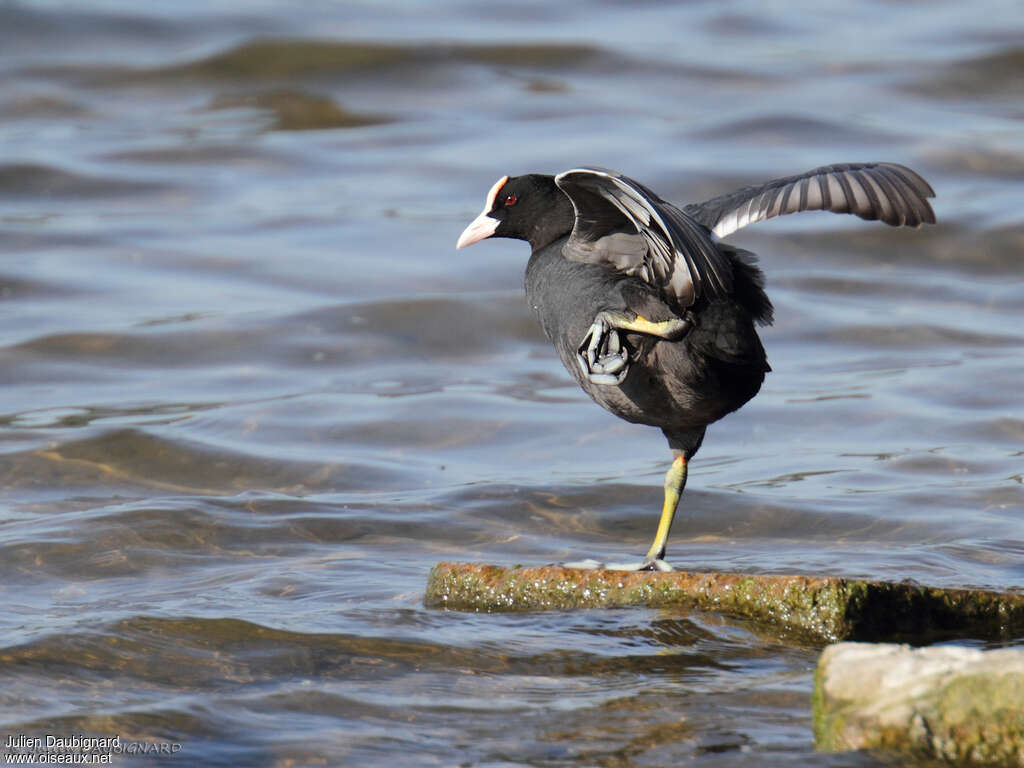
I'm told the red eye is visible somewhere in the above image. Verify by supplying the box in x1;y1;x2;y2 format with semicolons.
504;194;517;206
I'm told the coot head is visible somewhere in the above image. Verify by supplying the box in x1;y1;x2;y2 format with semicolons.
456;174;573;251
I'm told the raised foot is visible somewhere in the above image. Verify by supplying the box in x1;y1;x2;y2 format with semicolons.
559;558;674;572
576;314;629;385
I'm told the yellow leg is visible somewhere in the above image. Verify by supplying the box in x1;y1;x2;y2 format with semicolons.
645;455;687;561
609;313;690;340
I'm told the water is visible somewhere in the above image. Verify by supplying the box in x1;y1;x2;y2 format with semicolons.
1;0;1022;765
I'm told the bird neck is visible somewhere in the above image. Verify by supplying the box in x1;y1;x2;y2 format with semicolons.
526;194;574;252
498;174;574;252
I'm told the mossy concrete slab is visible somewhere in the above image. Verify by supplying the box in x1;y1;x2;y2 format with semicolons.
425;562;1024;642
814;642;1024;765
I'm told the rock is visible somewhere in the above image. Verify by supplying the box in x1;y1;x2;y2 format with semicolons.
425;562;1024;642
814;642;1024;765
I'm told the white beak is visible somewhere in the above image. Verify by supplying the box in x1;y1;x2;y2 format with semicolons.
456;211;499;249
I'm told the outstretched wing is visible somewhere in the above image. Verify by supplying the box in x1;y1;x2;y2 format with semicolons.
685;162;936;238
555;167;733;309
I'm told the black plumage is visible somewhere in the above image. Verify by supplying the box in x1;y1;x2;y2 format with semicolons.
457;163;935;570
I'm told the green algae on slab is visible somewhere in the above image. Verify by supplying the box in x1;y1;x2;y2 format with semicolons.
814;643;1024;765
425;562;1024;642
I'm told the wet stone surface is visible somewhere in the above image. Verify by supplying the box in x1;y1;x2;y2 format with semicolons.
427;562;1024;643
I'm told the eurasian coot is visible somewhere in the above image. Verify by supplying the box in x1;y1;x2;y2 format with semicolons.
457;163;935;571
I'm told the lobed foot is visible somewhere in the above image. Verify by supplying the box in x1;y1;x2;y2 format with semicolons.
576;314;629;385
606;558;674;572
559;557;674;572
560;558;606;570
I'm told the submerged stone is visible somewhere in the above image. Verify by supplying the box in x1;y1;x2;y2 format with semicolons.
208;89;388;131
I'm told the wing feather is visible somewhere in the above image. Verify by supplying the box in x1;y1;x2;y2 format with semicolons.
686;162;936;238
873;166;909;226
555;167;733;308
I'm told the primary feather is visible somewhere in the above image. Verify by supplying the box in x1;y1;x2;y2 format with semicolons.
684;162;936;238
